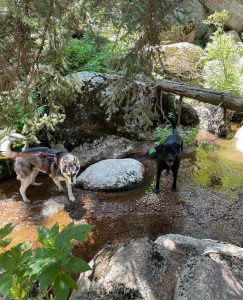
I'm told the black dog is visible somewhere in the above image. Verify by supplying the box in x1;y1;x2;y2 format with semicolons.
154;117;183;193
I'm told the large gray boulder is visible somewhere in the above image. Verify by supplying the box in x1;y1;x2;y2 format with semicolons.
70;238;170;300
53;72;199;150
72;135;151;168
162;0;208;43
70;234;243;300
175;254;243;299
154;42;204;84
77;158;145;190
199;0;243;32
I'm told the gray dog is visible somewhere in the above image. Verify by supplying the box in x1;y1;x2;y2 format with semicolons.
1;134;80;203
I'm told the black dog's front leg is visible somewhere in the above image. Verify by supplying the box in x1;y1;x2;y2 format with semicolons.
154;166;163;194
171;169;178;192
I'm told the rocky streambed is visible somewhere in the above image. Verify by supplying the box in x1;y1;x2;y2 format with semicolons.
0;131;243;263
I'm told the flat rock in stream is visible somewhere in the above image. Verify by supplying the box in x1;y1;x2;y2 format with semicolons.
77;158;145;190
70;234;243;300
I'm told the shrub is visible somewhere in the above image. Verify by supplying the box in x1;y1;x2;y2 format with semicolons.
149;124;200;155
0;222;92;300
62;32;125;74
202;10;243;95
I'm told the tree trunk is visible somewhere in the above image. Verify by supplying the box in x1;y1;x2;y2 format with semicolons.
156;79;243;112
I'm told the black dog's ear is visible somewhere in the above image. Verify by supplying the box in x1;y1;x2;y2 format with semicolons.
155;144;164;153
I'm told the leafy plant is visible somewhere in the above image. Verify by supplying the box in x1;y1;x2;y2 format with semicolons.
0;0;83;142
62;32;126;74
0;222;92;300
144;181;156;196
149;124;200;155
202;10;243;95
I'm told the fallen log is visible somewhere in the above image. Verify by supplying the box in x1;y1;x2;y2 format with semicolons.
155;79;243;112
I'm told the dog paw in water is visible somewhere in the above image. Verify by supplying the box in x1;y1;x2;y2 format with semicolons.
154;188;160;194
171;187;177;192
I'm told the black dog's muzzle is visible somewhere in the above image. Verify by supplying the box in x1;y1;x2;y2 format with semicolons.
166;159;174;169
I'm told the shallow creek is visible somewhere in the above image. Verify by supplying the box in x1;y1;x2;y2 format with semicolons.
0;130;243;261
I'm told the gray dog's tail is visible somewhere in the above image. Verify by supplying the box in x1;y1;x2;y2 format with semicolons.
0;133;26;156
166;116;177;133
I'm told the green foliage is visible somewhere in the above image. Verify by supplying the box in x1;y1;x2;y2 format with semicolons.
144;181;155;196
102;76;158;136
149;124;200;155
202;10;243;94
0;222;92;300
62;32;126;74
0;0;83;142
83;0;180;78
182;126;200;148
205;10;230;28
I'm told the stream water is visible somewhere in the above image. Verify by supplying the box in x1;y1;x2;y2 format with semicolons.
0;130;243;261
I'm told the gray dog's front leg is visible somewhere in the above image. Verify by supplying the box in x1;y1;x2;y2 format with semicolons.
52;177;64;192
65;179;75;202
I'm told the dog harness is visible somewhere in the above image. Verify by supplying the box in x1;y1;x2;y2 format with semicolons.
38;149;63;174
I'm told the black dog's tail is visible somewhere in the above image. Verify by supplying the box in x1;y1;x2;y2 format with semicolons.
166;116;177;133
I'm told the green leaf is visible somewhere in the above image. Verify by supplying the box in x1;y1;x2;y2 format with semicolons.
19;249;33;265
37;224;59;248
26;248;57;276
59;273;77;290
0;238;12;248
63;256;91;274
58;243;73;261
53;276;70;300
0;272;13;297
55;223;92;249
39;263;60;291
148;147;156;155
0;223;14;239
19;242;32;250
2;252;17;270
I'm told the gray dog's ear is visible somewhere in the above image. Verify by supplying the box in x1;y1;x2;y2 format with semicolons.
155;144;164;153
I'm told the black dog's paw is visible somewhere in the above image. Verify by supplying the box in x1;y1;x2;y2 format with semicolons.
154;188;160;194
171;187;177;192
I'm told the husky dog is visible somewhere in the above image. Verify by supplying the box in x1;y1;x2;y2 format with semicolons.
1;134;80;203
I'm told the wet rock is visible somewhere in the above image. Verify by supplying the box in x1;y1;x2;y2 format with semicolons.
41;196;69;217
73;135;151;168
70;234;243;300
77;159;145;190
